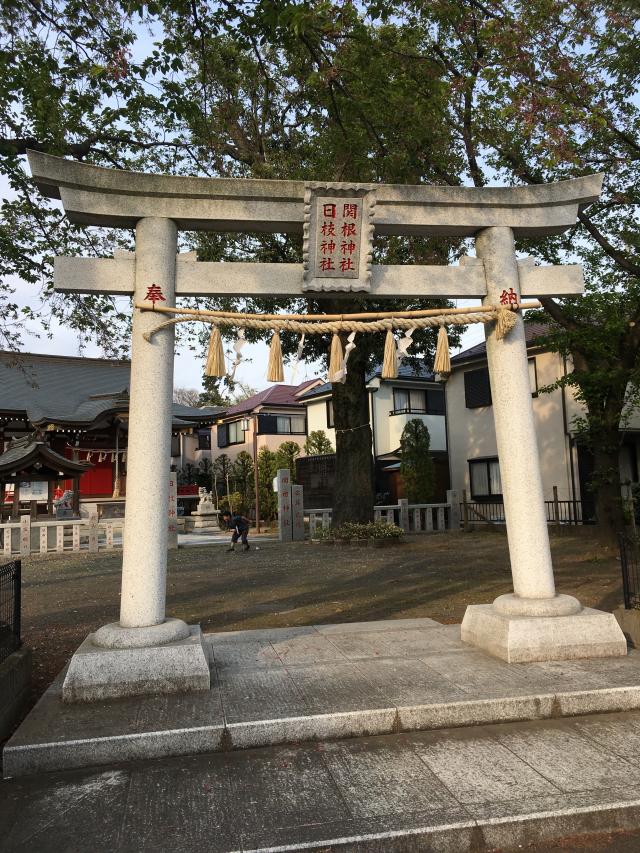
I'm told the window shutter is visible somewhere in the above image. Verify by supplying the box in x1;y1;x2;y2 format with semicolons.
217;423;229;448
257;414;278;434
425;388;445;415
464;368;492;408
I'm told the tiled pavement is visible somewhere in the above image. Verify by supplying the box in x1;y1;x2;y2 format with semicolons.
3;712;640;851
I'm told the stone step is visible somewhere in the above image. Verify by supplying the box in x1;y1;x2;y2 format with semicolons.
3;713;640;852
5;618;640;778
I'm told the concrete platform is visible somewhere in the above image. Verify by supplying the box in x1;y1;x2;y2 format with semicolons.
4;712;640;852
5;617;640;778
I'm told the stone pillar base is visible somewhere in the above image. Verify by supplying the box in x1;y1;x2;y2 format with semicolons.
461;604;627;663
62;624;210;703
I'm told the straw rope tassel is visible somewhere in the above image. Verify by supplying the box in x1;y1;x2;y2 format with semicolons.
328;334;344;383
434;325;451;376
267;330;285;382
495;307;518;340
382;329;398;379
205;325;226;377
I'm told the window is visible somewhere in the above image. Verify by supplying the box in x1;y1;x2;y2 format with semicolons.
197;429;211;450
392;387;445;415
469;458;502;499
529;358;538;396
228;420;245;444
170;435;181;457
276;415;306;434
464;368;492;408
326;399;334;428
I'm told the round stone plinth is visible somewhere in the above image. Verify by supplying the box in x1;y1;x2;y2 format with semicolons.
93;618;191;650
493;593;582;618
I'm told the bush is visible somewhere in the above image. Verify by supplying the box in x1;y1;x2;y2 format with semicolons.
331;520;404;540
218;492;244;514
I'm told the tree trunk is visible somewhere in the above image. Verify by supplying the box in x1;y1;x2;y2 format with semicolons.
331;339;375;525
592;438;626;543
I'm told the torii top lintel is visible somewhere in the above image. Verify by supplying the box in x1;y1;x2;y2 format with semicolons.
27;151;602;238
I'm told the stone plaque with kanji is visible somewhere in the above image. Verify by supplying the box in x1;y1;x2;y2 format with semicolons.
303;184;375;292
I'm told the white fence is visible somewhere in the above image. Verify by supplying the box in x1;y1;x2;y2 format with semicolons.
308;496;456;537
1;515;125;557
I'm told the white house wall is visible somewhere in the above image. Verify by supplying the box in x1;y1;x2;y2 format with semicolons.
371;382;447;456
306;397;336;448
447;350;576;502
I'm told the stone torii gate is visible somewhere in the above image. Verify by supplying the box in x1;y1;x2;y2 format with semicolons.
27;151;626;702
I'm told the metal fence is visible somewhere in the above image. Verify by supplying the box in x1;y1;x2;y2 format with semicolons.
619;534;640;610
460;499;587;527
0;559;21;665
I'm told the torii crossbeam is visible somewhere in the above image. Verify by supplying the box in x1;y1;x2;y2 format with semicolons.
26;151;626;703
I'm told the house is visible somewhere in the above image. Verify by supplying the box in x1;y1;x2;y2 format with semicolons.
299;363;449;504
446;323;640;519
213;380;324;462
0;351;222;515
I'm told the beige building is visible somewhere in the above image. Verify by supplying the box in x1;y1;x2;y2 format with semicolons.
447;323;640;520
213;380;323;462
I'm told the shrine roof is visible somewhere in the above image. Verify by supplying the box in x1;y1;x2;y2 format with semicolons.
0;352;223;427
223;380;321;417
450;322;549;366
0;435;91;478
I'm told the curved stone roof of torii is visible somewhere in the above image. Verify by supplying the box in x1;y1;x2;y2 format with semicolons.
27;151;603;238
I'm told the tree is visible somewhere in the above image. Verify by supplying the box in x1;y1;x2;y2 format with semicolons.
212;453;232;507
275;441;301;483
232;450;254;511
256;447;278;521
173;387;201;407
399;420;435;504
304;430;334;456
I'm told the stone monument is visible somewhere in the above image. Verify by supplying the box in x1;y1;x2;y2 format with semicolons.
27;151;625;702
187;487;219;534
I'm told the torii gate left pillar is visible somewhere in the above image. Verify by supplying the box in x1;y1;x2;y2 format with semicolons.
27;151;626;703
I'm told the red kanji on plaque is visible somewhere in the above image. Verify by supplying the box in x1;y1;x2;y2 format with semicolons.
340;257;355;272
323;203;337;218
321;257;336;272
500;287;518;306
341;240;357;255
321;240;336;254
341;222;356;237
145;284;166;303
321;221;336;236
343;203;358;219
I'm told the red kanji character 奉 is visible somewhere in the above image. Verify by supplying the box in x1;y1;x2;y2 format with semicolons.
323;203;336;218
341;240;357;255
343;203;358;219
321;239;336;254
340;257;355;272
320;257;336;272
321;221;336;236
341;222;356;237
145;284;166;303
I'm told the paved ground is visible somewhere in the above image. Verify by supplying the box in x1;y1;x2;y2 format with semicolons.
17;529;623;709
4;711;640;852
7;618;640;777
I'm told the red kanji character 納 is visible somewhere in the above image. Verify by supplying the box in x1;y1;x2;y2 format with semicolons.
343;203;358;219
500;287;518;306
341;222;356;237
341;240;357;255
145;284;166;303
321;240;336;254
340;257;355;272
320;257;335;272
323;203;336;218
321;221;336;236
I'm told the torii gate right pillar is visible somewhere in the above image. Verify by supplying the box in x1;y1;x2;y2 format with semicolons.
461;226;626;662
